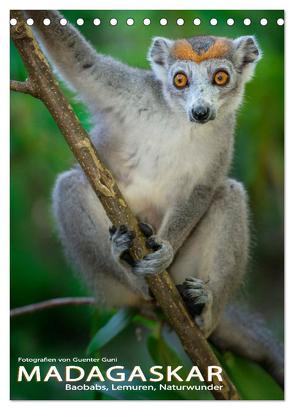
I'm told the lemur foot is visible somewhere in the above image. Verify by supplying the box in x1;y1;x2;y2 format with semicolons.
177;277;213;336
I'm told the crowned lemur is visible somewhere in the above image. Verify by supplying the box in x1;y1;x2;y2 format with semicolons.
27;11;283;386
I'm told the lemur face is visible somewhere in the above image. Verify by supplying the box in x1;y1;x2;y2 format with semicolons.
148;35;261;123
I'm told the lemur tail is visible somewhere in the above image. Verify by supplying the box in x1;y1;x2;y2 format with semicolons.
209;305;284;388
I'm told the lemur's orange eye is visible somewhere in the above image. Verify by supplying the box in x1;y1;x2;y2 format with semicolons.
213;70;230;86
173;72;188;89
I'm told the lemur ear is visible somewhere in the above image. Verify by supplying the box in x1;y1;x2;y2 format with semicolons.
233;36;262;81
148;37;174;81
233;36;261;68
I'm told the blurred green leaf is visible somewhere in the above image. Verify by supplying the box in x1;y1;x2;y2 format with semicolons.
133;314;157;330
219;352;283;400
148;334;212;400
87;308;137;355
148;334;182;368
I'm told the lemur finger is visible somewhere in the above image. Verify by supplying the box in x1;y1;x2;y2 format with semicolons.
109;225;117;237
132;238;174;276
193;294;209;305
109;224;129;238
110;225;135;260
146;236;161;251
113;233;134;250
177;277;211;317
185;287;206;298
177;284;206;316
184;277;206;289
138;222;154;238
133;259;164;276
182;278;209;301
118;224;128;234
181;287;208;302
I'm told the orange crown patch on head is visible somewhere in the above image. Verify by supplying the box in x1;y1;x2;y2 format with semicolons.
171;39;231;63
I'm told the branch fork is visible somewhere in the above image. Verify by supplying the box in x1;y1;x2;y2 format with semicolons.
10;79;38;97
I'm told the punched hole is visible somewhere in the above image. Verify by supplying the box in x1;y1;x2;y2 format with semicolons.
110;18;118;26
260;18;268;26
126;18;134;26
277;18;284;26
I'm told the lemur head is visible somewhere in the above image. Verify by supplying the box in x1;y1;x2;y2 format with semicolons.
148;35;261;123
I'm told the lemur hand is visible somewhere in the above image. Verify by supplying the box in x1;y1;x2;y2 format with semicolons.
109;224;135;265
109;222;174;276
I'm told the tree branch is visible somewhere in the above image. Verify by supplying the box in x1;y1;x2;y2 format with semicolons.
10;79;37;96
10;10;239;400
10;297;96;317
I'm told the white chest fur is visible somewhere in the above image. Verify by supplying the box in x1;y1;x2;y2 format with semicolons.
103;115;226;227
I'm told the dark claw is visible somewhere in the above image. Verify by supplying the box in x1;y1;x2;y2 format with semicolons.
118;225;128;234
176;284;205;317
193;303;205;315
139;222;154;238
120;250;135;267
109;225;117;236
128;231;136;240
122;230;135;244
146;237;161;251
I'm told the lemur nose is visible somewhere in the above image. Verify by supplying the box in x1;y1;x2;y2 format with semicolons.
191;106;211;123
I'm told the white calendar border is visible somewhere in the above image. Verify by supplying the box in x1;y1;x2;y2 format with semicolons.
1;0;292;408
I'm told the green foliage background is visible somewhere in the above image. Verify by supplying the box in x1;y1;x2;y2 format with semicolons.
10;10;284;400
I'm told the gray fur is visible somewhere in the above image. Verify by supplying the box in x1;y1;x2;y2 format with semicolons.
187;36;216;54
169;179;249;336
211;305;284;387
27;11;282;384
